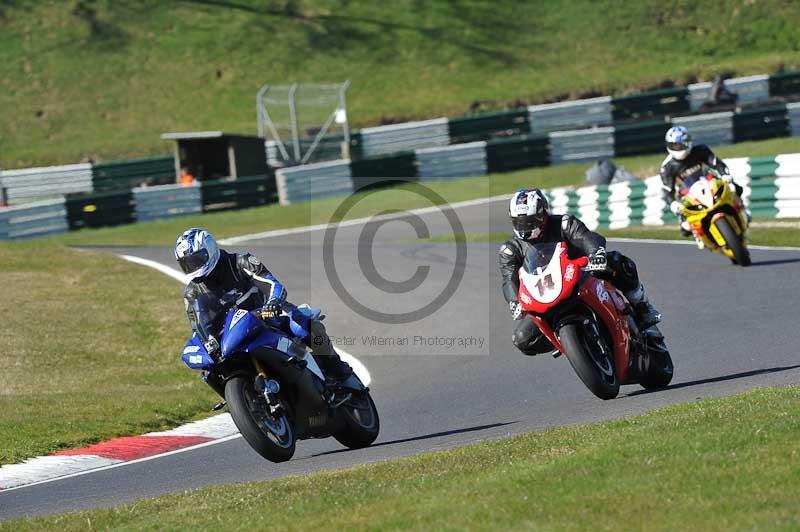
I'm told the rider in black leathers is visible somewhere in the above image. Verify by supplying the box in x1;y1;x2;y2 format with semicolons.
175;228;351;398
499;189;661;356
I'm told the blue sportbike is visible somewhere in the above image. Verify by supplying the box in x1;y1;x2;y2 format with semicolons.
181;304;379;462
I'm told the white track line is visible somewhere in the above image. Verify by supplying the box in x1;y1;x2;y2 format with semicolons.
218;194;509;245
608;237;800;251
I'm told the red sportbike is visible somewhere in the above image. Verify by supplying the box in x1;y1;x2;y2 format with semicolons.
518;242;673;399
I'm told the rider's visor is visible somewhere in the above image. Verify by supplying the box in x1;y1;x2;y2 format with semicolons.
512;212;546;232
177;249;210;274
667;141;689;152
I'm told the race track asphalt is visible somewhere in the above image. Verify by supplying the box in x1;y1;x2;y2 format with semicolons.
3;197;800;520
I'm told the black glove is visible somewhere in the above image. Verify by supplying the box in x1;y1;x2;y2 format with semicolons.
588;247;608;271
261;300;282;318
509;301;523;320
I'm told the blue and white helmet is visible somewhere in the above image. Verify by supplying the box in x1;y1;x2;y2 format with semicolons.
509;188;549;240
174;228;220;280
665;126;693;161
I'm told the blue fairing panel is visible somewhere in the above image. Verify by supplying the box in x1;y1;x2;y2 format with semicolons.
182;334;214;369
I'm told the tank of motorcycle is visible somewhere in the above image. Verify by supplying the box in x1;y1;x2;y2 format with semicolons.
220;309;266;358
181;334;214;370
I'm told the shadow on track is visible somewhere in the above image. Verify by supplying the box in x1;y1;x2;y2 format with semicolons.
624;364;800;397
311;421;518;457
748;258;800;267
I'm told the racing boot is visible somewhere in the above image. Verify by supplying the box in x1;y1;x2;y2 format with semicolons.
624;284;662;330
308;320;354;384
679;218;692;238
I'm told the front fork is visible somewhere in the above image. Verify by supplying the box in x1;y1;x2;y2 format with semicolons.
252;358;283;416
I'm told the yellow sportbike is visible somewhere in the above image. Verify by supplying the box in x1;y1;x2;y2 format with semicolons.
680;172;750;266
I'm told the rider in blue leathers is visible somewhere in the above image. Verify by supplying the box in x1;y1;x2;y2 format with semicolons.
174;228;351;397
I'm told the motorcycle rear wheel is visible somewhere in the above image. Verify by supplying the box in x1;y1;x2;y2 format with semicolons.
225;375;296;462
560;322;619;400
639;341;674;390
715;217;750;266
334;391;380;449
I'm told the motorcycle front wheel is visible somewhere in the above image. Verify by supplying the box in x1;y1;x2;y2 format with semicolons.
225;375;296;462
559;322;619;400
715;217;750;266
334;391;380;449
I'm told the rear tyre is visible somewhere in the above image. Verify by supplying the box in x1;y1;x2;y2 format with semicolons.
715;218;750;266
334;392;380;449
559;322;619;400
225;375;296;462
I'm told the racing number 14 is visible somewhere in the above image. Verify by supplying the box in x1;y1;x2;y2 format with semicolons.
535;274;555;297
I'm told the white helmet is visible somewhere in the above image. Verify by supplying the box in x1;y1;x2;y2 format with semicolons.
174;228;220;280
509;188;549;240
665;126;693;161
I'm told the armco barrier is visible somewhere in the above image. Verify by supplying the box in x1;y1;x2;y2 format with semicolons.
486;134;549;172
733;104;790;143
528;97;613;134
0;163;93;203
787;102;800;137
276;160;353;206
613;119;668;156
65;190;135;230
447;109;530;144
769;71;800;99
612;87;689;122
200;175;273;212
92;156;174;192
133;184;202;222
356;118;449;159
688;75;770;111
548;127;614;165
671;111;734;147
0;198;69;240
415;141;487;180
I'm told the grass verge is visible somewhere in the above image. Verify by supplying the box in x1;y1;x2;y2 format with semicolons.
0;243;214;465
2;1;798;167
6;385;800;530
51;137;800;248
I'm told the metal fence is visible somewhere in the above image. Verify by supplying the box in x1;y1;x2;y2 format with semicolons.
529;96;613;134
357;118;450;158
0;198;69;240
548;127;615;165
415;141;488;179
671;111;734;147
134;184;202;222
275;160;353;205
0;163;93;203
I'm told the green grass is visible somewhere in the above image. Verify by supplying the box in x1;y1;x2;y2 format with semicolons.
0;243;216;465
50;137;800;247
6;385;800;530
2;0;799;167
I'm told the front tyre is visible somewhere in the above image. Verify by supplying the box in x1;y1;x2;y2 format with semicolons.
334;392;380;449
560;322;619;400
225;375;296;462
715;217;750;266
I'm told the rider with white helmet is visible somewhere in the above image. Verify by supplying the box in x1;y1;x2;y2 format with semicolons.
660;126;748;237
499;188;661;357
174;228;352;399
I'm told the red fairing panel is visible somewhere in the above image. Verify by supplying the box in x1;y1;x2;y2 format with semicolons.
577;276;633;384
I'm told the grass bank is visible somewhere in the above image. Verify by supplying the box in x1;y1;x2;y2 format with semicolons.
0;243;214;465
53;136;800;248
6;385;800;530
2;0;799;166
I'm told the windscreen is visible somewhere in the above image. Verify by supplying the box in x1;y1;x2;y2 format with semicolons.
524;242;559;273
